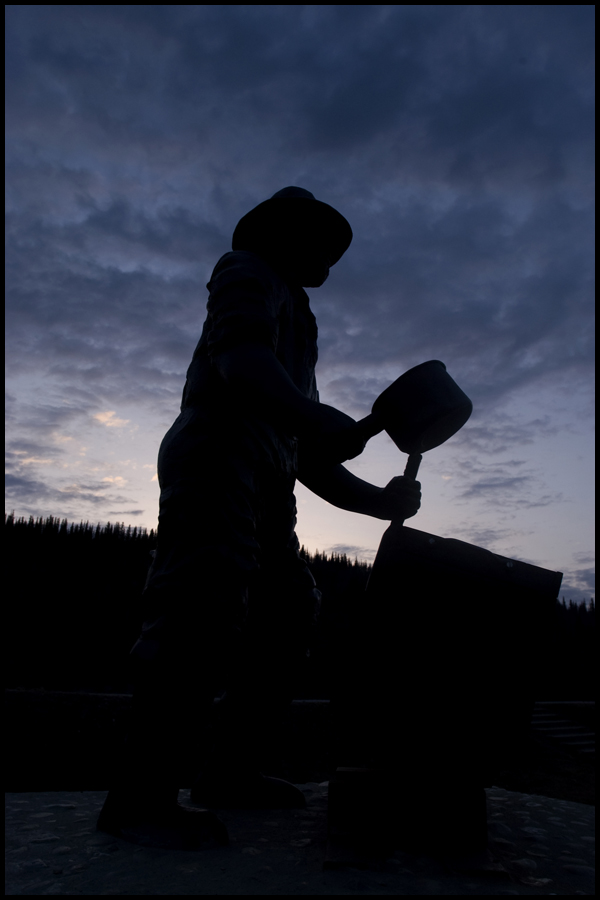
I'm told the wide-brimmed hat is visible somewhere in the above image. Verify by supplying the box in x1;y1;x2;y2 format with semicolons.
232;186;352;265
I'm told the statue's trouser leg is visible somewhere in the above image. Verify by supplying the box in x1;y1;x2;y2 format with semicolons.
202;487;322;778
105;597;246;813
105;459;320;809
206;587;321;777
106;448;261;806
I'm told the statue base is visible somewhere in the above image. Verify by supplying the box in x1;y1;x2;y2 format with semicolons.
323;765;495;870
324;523;562;871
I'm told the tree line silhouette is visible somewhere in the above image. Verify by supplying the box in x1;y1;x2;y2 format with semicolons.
5;513;594;699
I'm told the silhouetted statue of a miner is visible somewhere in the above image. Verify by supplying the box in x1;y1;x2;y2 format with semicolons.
97;187;421;849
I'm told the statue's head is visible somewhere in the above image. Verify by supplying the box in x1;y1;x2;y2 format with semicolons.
232;186;352;287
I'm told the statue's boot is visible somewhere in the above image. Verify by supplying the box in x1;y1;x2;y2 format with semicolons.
96;648;230;850
97;786;229;849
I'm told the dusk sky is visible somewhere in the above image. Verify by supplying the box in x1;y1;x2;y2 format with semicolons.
6;6;594;603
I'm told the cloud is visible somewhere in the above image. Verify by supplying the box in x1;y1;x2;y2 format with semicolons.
93;411;130;428
9;453;55;467
576;568;595;592
107;509;146;519
572;551;595;567
446;525;519;549
454;416;561;455
441;454;567;514
6;5;593;415
5;472;55;501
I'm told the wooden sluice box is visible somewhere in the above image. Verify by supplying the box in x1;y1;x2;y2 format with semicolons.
324;521;563;868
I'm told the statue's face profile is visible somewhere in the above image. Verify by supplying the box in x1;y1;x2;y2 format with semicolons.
286;241;331;287
257;230;332;288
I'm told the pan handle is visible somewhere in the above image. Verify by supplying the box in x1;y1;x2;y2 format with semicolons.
392;453;423;528
403;453;422;480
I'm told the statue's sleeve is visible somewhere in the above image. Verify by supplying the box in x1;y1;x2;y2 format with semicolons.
205;252;281;358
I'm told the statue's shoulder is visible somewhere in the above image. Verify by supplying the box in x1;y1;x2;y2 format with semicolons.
209;250;274;283
206;250;282;293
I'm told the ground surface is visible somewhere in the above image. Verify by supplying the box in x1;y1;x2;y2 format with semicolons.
5;784;594;895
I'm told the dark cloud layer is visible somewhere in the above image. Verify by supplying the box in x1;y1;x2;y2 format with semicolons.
6;6;593;395
5;6;594;598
